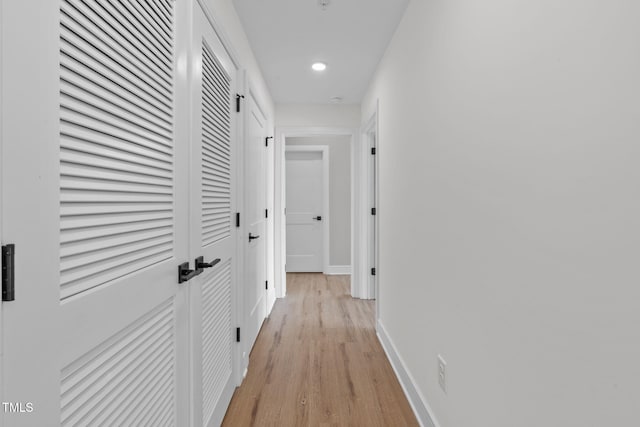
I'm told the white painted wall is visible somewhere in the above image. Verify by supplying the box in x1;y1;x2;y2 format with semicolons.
276;104;360;128
210;0;274;122
362;1;640;426
286;136;351;267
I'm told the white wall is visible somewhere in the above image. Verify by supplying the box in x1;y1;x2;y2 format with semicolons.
286;136;351;267
363;1;640;426
276;104;360;128
209;0;274;122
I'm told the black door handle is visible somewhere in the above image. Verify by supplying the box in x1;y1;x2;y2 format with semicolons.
313;216;322;221
195;256;221;270
178;262;201;284
249;233;260;241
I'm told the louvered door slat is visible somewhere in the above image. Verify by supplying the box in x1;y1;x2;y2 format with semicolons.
201;261;232;426
139;0;172;34
61;4;173;94
113;0;173;48
61;301;175;427
61;95;172;149
70;0;172;75
61;72;173;136
61;210;172;229
60;0;174;300
60;141;173;177
61;163;172;187
201;41;232;247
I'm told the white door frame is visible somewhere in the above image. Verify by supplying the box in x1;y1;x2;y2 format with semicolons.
285;145;330;274
361;109;380;304
275;127;360;298
240;77;270;377
360;102;380;315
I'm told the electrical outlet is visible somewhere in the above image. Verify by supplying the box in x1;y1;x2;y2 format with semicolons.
438;354;447;393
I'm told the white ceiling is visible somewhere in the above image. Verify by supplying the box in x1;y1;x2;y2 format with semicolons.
232;0;409;104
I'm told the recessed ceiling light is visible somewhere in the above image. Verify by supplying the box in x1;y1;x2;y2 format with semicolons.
312;62;327;72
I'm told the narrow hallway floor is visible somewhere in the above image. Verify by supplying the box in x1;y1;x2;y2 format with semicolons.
222;273;418;426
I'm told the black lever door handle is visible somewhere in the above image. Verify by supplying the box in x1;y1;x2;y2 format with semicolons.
178;262;201;284
249;233;260;241
313;216;322;221
196;256;221;269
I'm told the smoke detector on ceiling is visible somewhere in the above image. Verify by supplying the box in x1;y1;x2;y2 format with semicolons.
318;0;330;11
330;96;343;104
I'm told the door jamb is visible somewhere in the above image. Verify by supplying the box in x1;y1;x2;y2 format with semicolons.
274;127;359;298
361;110;379;302
284;145;330;275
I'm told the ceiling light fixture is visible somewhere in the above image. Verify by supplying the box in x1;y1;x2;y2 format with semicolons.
312;62;327;71
318;0;330;11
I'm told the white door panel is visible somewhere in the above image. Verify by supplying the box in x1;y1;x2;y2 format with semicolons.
190;3;238;426
2;1;190;425
58;0;189;424
243;91;267;365
286;150;325;272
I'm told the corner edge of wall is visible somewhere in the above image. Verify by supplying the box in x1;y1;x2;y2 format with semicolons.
376;320;440;427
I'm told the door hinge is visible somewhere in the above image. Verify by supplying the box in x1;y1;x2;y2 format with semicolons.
235;94;245;112
236;212;241;228
236;327;241;342
265;136;273;147
371;267;376;276
2;244;16;302
371;147;376;155
371;207;377;215
265;280;268;290
265;209;268;219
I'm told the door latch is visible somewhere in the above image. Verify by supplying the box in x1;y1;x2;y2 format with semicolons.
178;261;201;284
2;244;15;301
249;233;260;242
195;256;221;271
313;216;322;221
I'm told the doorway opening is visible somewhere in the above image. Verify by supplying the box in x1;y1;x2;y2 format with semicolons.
274;128;360;298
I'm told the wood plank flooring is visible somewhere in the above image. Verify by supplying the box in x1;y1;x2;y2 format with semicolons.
222;273;418;427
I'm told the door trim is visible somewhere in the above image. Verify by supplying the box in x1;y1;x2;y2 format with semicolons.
361;108;379;302
285;145;330;275
239;78;270;378
275;127;359;298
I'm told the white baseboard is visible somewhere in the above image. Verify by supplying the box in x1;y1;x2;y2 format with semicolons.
377;320;440;427
325;265;352;275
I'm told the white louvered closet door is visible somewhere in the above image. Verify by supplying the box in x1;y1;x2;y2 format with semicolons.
58;0;190;426
189;3;239;427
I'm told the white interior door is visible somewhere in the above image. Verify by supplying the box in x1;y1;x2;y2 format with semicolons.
3;0;191;425
285;148;326;273
189;3;239;426
58;0;192;424
243;90;267;365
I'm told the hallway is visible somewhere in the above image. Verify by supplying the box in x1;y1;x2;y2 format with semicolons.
222;274;418;426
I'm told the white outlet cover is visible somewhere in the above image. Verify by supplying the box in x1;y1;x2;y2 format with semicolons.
438;354;447;393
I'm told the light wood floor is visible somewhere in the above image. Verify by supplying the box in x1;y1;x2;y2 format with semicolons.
222;273;418;427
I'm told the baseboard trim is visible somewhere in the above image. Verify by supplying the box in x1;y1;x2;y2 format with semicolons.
377;320;440;427
325;265;352;275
